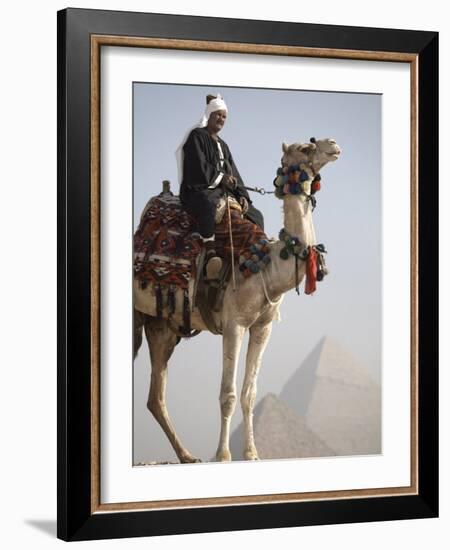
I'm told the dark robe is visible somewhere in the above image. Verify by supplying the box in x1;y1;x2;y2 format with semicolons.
179;127;264;237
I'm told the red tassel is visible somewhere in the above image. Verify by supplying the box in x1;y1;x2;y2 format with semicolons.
305;247;318;295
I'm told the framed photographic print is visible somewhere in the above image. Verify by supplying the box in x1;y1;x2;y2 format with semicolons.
57;8;438;541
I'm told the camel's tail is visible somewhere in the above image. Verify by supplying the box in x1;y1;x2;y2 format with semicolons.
133;309;145;359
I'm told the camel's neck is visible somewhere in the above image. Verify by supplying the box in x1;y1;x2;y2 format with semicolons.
264;242;300;298
282;194;316;247
264;193;317;298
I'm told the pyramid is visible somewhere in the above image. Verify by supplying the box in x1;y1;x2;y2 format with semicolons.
229;393;335;461
280;336;381;456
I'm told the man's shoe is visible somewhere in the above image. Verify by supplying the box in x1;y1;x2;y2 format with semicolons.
205;255;222;280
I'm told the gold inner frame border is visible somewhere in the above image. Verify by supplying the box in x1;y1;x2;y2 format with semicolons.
90;35;419;514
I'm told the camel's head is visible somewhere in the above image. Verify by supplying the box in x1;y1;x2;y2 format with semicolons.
275;138;341;199
309;137;341;172
280;141;315;170
281;138;341;174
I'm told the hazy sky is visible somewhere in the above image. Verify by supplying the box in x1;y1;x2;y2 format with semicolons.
133;82;381;463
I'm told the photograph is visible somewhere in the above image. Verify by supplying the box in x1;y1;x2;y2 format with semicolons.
132;83;382;466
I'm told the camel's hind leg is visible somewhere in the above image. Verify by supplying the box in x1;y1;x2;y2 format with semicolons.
144;316;200;464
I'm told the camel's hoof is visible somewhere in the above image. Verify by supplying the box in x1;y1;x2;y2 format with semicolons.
216;449;232;462
179;453;202;464
244;450;260;461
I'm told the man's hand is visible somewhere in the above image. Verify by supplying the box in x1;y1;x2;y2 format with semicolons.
223;175;237;190
239;196;249;214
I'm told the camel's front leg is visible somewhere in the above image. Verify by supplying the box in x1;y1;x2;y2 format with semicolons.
216;323;245;462
241;322;272;460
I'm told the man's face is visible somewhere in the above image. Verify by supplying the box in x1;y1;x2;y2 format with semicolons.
207;109;227;134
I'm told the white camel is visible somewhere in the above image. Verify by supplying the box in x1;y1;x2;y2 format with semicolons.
133;137;341;463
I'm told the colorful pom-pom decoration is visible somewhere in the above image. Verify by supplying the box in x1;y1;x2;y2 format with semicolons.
274;164;322;200
237;238;272;279
312;180;321;193
290;183;300;195
300;170;309;182
300;248;309;260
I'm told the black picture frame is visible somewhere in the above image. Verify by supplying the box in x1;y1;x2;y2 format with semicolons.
57;7;438;542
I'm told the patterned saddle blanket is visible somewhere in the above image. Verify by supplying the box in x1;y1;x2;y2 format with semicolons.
133;192;269;293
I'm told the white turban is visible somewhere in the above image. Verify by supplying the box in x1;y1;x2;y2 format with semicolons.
198;94;228;127
175;94;228;185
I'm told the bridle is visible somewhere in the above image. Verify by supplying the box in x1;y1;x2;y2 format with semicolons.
272;159;322;211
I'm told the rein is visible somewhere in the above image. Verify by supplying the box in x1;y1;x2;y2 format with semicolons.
244;185;275;195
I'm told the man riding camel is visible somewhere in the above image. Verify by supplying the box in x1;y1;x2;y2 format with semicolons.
179;94;264;279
